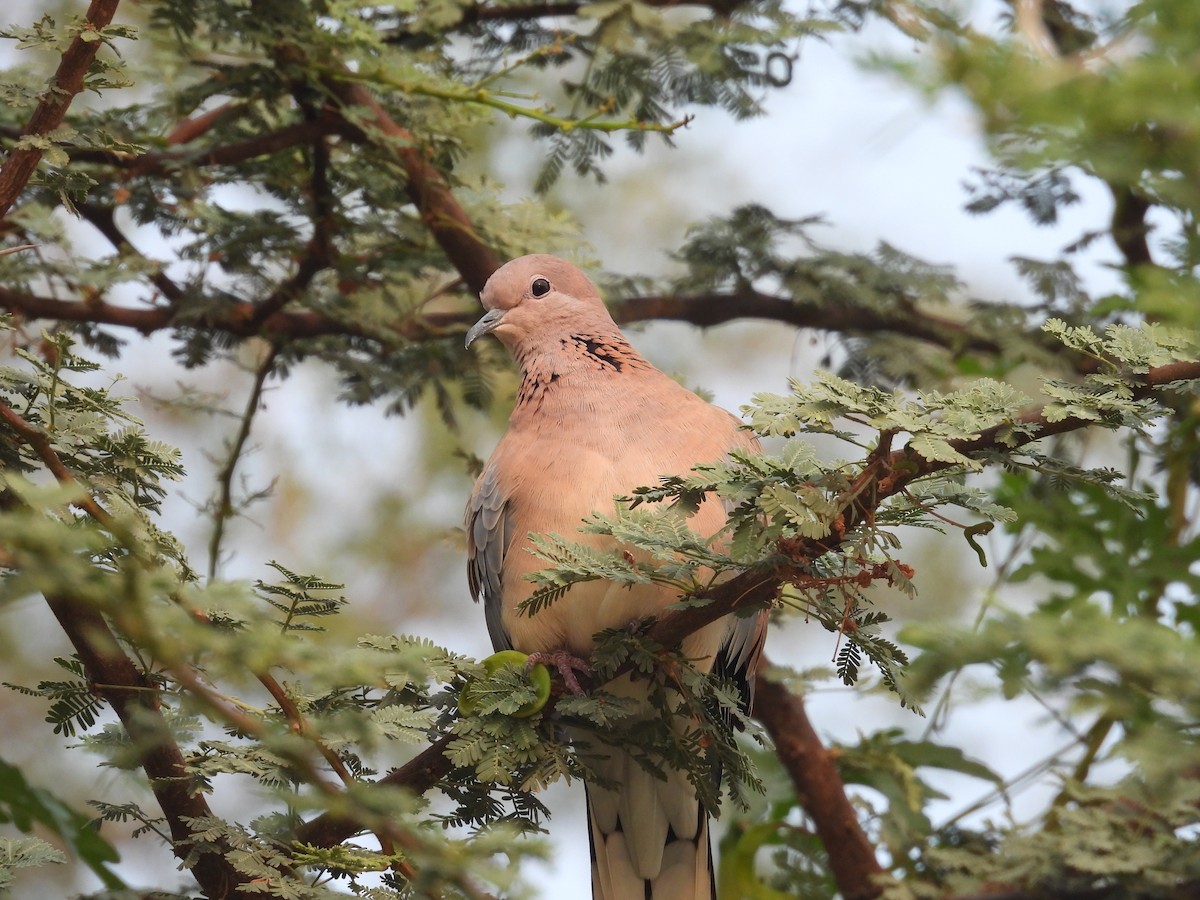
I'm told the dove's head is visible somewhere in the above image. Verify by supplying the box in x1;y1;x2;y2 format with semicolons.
465;255;612;351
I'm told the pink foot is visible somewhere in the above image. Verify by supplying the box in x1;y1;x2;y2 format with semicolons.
525;650;591;694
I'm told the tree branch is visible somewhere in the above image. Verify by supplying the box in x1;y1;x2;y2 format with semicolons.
645;357;1200;655
77;202;185;304
433;0;753;27
1109;182;1154;269
326;80;501;294
55;116;352;179
0;0;124;219
0;283;1005;360
608;290;1002;357
245;97;339;326
207;346;278;579
292;734;455;848
0;396;251;898
43;594;250;898
0;285;427;341
905;356;1200;473
753;667;886;900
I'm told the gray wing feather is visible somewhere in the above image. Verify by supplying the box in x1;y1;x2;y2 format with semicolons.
466;462;514;651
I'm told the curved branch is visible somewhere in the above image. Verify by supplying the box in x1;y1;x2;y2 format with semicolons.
443;0;752;26
327;80;501;294
0;286;458;341
645;357;1200;652
77;203;185;303
753;667;885;900
0;397;250;898
245;95;338;326
207;346;278;579
293;734;454;848
908;356;1200;473
1109;183;1154;269
0;0;124;219
43;595;250;898
56;116;351;179
608;290;1001;356
0;283;1001;360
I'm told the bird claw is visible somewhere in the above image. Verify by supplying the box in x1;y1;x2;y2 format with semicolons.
525;650;591;695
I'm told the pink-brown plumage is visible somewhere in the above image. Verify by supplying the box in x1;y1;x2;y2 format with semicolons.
465;254;766;900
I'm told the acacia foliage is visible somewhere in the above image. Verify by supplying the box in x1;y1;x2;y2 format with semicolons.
0;1;1197;899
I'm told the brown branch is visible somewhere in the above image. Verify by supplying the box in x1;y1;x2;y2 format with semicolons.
644;357;1200;656
165;102;247;146
907;357;1200;477
50;116;351;178
0;397;250;898
174;661;463;894
753;666;886;900
29;75;501;302
0;287;181;333
424;0;752;27
292;734;455;848
1109;183;1154;269
77;203;185;303
43;594;250;898
207;345;278;577
327;80;501;294
0;285;455;341
0;282;1004;359
149;115;351;177
256;670;358;786
948;889;1142;900
609;290;1002;357
457;1;588;20
0;0;124;220
0;399;113;524
246;120;337;326
246;243;332;328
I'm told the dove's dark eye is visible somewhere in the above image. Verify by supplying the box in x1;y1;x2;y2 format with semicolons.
530;277;551;297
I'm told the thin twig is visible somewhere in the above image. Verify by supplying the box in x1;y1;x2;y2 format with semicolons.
165;102;246;146
329;66;691;136
0;398;113;524
169;667;443;892
254;669;358;787
77;202;185;303
208;345;278;579
247;96;337;326
293;734;455;847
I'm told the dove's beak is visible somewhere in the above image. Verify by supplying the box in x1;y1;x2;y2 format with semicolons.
465;308;507;349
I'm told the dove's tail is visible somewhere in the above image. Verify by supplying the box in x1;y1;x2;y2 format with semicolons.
586;744;714;900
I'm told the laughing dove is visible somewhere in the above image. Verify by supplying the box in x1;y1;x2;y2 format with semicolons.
465;255;767;900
